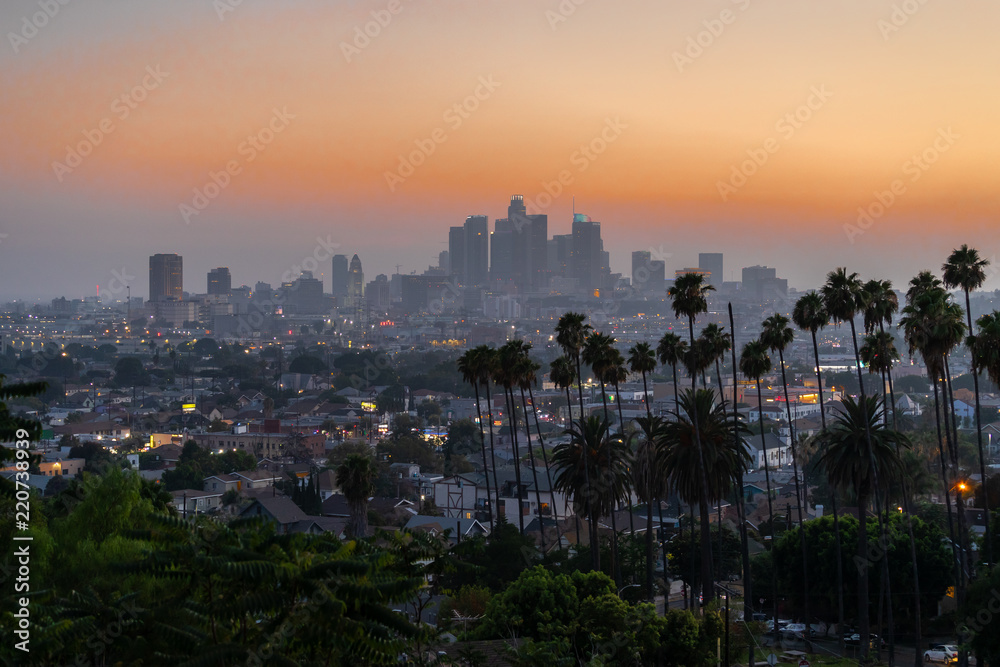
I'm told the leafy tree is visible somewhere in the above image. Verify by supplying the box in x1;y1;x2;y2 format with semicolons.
288;354;328;375
113;357;149;387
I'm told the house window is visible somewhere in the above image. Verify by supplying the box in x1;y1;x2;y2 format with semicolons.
466;512;471;519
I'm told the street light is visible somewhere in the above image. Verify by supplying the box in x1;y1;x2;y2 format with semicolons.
618;583;641;597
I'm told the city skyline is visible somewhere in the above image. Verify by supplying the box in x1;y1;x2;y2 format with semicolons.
3;0;1000;300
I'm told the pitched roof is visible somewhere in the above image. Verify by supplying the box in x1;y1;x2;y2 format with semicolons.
242;496;309;525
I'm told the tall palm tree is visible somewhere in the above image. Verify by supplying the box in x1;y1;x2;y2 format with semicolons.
658;389;751;606
760;313;811;628
495;341;527;535
551;354;581;547
552;415;632;573
657;332;688;417
628;343;657;421
816;396;909;663
556;313;596;568
584;332;624;585
513;349;547;552
336;453;376;539
739;339;779;627
700;323;732;401
668;273;717;605
863;279;901;428
458;347;495;532
944;245;992;570
792;291;845;647
478;347;502;524
632;415;668;601
727;304;755;667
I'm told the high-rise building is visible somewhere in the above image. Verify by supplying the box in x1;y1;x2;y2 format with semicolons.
149;254;182;302
331;255;349;299
438;250;450;275
571;214;603;295
207;267;231;296
742;265;787;301
365;274;390;310
348;254;364;301
464;215;489;287
632;251;665;294
699;253;724;287
506;195;548;291
448;226;465;280
490;217;515;286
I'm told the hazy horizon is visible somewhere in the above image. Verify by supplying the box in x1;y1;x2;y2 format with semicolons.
3;0;999;301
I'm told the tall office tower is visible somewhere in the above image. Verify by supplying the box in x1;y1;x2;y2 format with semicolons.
448;226;465;281
439;250;450;274
365;274;391;310
464;215;489;287
549;234;573;281
699;253;724;287
571;215;603;295
207;267;231;295
506;194;548;291
149;254;182;302
348;254;364;300
331;254;349;298
490;217;515;286
742;265;787;301
632;251;651;292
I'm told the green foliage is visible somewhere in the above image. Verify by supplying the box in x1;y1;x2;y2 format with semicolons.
113;357;150;387
287;354;328;375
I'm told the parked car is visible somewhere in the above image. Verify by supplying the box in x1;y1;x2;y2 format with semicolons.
923;644;958;664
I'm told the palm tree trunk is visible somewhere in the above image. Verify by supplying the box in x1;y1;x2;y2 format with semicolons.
485;379;501;527
520;387;546;553
690;315;715;607
727;302;754;667
614;379;635;539
565;384;581;549
657;498;670;615
812;327;845;650
778;348;810;628
505;386;525;535
575;353;598;572
472;382;494;533
965;287;992;570
528;385;562;550
757;378;778;629
857;489;871;662
933;376;963;599
598;378;620;584
639;369;656;603
942;358;970;596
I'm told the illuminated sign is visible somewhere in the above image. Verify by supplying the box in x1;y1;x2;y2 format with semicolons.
361;401;376;412
182;403;196;413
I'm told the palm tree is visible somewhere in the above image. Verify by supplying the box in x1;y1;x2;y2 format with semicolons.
668;273;717;605
944;245;992;570
458;347;495;532
550;355;576;425
510;349;546;552
792;291;846;647
552;415;632;573
863;279;901;428
632;415;668;601
336;453;376;539
658;389;750;605
657;332;688;416
495;341;527;535
860;333;900;423
583;332;625;585
739;339;779;627
816;395;909;663
760;313;811;627
628;343;657;421
700;323;731;401
727;303;755;667
479;347;502;524
555;313;596;568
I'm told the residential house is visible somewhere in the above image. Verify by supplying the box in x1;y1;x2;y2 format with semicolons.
171;489;223;515
404;515;489;545
743;434;792;470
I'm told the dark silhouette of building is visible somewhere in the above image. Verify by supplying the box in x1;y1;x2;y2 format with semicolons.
632;251;665;295
348;254;364;301
448;226;465;281
331;255;349;300
464;215;489;287
572;214;604;295
699;253;724;287
742;265;788;301
149;254;182;302
207;267;231;296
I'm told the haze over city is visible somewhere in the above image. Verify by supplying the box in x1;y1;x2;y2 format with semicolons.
3;0;1000;301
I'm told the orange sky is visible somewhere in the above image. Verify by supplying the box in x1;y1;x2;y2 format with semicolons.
1;0;999;298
